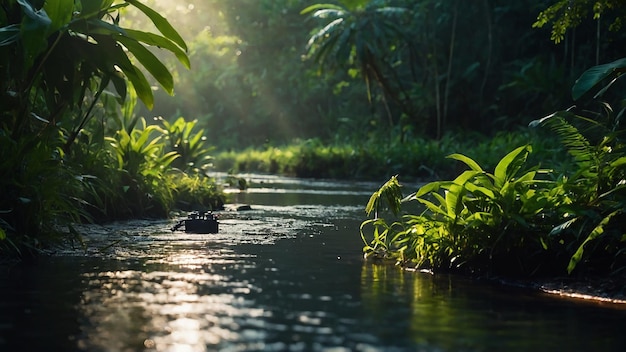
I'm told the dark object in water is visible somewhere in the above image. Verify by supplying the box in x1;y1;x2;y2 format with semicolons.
171;211;219;233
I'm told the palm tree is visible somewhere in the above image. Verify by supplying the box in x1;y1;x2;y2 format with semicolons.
301;1;411;128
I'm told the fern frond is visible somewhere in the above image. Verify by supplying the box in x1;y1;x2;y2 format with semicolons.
531;112;595;167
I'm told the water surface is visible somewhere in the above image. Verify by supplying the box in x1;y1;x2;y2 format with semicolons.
1;174;625;351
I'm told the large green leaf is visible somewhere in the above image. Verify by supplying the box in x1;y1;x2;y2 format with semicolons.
415;180;449;198
17;0;51;67
71;16;126;36
80;0;115;18
493;145;530;188
123;28;190;69
447;153;483;172
43;0;74;33
444;183;465;219
115;35;174;95
126;0;187;51
464;182;496;200
415;197;449;218
572;57;626;101
94;34;154;109
452;170;482;186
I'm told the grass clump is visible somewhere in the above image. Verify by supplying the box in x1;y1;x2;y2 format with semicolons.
214;130;566;181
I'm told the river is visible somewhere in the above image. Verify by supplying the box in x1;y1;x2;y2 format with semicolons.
1;174;625;351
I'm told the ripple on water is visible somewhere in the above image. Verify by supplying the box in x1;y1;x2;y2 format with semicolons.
78;267;273;351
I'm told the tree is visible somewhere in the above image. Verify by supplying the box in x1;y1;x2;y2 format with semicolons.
301;1;412;129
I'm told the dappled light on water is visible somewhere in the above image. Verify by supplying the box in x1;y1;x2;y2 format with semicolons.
2;175;626;351
78;268;268;351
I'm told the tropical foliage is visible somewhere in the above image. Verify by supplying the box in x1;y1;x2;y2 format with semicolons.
134;0;625;147
301;2;411;129
0;1;222;258
360;56;626;277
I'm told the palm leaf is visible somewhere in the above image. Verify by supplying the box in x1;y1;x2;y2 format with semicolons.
126;0;187;51
300;3;346;15
306;18;344;48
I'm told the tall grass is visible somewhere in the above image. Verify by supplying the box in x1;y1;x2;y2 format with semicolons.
214;129;567;181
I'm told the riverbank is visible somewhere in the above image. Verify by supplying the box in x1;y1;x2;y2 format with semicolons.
213;130;567;181
399;268;626;306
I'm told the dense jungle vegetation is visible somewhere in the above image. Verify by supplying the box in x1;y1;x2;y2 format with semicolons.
1;0;626;280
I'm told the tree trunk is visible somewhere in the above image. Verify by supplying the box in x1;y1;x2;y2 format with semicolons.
443;0;458;133
479;0;492;114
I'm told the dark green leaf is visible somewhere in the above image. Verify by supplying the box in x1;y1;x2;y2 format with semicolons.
123;28;190;69
568;210;619;273
126;0;187;51
43;0;73;33
0;24;20;46
93;34;154;109
116;35;174;95
572;58;626;101
80;0;115;18
17;0;51;66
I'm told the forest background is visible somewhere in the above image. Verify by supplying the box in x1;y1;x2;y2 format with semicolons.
133;0;625;179
3;0;626;273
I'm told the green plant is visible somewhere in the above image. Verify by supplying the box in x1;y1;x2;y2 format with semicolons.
106;117;179;217
361;146;563;275
360;57;626;277
0;0;188;256
0;130;87;256
157;116;215;175
0;0;189;146
530;57;626;275
171;172;225;211
301;2;412;128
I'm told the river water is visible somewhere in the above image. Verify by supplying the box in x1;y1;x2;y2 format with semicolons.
1;174;626;351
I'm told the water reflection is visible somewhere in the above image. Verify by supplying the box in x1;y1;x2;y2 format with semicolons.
1;175;626;351
360;263;626;351
78;266;267;351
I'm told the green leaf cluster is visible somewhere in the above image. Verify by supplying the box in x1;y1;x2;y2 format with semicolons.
361;146;561;275
361;56;626;277
156;116;215;175
0;1;224;259
533;0;626;43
